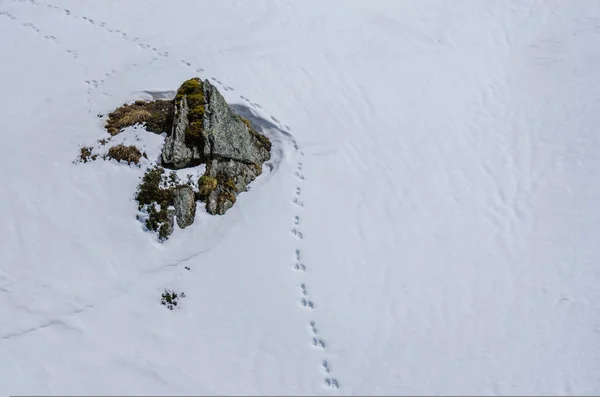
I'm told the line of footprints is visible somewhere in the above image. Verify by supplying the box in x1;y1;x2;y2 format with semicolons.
0;10;79;59
292;158;340;390
5;3;335;388
0;9;149;116
9;0;293;132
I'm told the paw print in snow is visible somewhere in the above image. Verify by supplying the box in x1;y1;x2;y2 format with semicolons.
301;298;314;309
325;378;340;389
291;228;304;239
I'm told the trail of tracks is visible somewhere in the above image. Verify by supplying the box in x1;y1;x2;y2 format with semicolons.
2;0;343;390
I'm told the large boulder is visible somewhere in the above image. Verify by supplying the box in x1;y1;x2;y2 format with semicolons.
172;185;196;228
161;78;270;169
129;78;271;241
160;78;271;217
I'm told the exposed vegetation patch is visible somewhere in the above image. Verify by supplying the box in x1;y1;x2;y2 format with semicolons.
107;144;145;165
105;99;173;136
197;175;218;200
238;115;252;130
135;166;196;240
175;78;206;142
135;166;176;240
216;190;237;211
237;114;271;153
143;99;175;134
250;128;272;153
160;289;186;310
78;146;98;163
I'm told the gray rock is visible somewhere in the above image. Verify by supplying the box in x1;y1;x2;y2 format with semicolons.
203;159;261;215
159;78;271;219
202;81;270;165
172;186;196;228
161;96;203;169
206;189;235;216
205;159;260;192
161;80;270;169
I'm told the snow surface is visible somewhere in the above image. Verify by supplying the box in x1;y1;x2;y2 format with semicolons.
1;0;600;395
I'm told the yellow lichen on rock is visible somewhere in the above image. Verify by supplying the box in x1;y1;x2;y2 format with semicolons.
174;78;207;142
197;175;218;198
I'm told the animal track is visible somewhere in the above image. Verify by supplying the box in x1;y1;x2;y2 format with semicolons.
325;378;340;390
300;284;307;295
0;11;16;19
301;299;314;309
293;197;304;207
1;12;84;60
43;35;58;43
288;139;342;389
8;0;330;386
21;21;40;32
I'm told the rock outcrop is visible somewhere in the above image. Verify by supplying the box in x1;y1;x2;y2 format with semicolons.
161;78;271;216
202;159;262;215
133;77;271;240
162;78;270;169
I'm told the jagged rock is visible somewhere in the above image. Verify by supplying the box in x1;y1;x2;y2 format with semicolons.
172;185;196;228
161;78;270;169
161;96;203;168
202;159;261;215
202;81;270;164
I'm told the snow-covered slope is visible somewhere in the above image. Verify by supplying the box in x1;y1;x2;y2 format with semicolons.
1;0;599;394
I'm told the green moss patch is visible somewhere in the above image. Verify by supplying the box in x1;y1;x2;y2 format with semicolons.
197;175;218;199
174;78;207;142
135;166;176;240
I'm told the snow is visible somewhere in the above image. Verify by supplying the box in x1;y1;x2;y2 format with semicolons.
1;0;600;394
